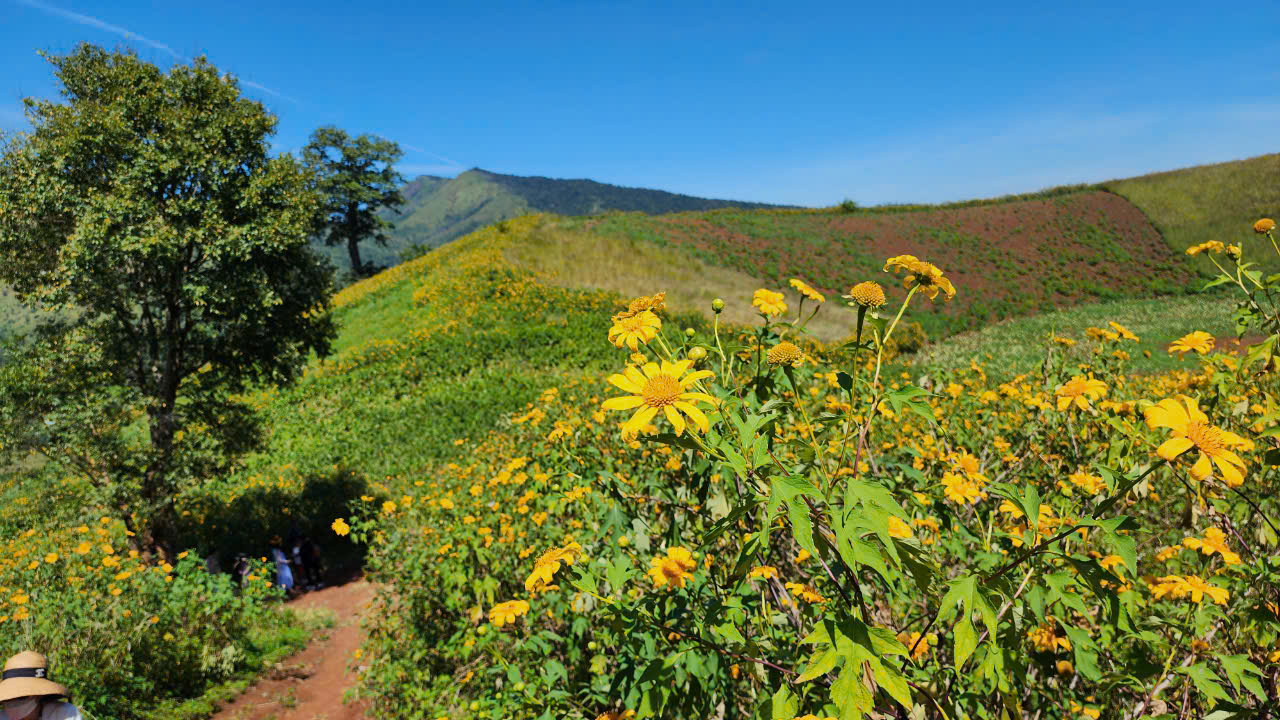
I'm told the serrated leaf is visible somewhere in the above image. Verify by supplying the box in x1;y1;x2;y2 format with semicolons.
953;616;977;668
796;648;841;682
788;498;819;558
872;659;913;708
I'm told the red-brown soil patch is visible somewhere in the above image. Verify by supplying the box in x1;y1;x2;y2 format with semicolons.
585;191;1201;336
210;579;372;720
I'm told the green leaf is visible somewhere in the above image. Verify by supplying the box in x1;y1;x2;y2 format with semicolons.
796;648;840;683
1062;627;1101;681
872;659;913;708
770;686;798;720
1218;654;1267;701
1177;662;1231;703
830;660;872;720
953;617;977;668
788;498;819;558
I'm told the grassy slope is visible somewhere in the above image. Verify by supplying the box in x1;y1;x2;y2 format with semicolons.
1104;153;1280;262
568;190;1201;337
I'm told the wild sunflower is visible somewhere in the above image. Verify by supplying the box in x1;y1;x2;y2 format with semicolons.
1168;331;1214;356
608;310;661;351
649;547;697;589
752;289;787;317
788;278;825;303
1254;218;1276;234
1185;241;1225;256
766;341;803;367
1145;395;1253;486
1055;376;1107;412
844;281;885;309
603;360;716;436
488;599;530;627
883;255;955;302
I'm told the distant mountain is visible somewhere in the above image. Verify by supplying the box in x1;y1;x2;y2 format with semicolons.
310;168;793;272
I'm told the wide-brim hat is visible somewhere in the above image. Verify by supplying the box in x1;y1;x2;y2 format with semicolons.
0;652;69;702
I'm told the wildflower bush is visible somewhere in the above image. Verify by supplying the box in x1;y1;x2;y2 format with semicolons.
349;222;1280;718
0;510;299;718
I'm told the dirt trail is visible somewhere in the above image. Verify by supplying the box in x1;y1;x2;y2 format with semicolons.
212;578;373;720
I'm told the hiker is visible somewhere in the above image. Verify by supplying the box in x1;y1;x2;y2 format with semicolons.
0;651;82;720
270;541;296;594
287;528;324;590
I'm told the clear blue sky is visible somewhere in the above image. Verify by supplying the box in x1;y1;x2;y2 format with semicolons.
2;0;1277;206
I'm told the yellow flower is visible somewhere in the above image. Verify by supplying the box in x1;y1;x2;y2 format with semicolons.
1186;240;1226;255
1066;471;1106;495
648;547;697;590
595;712;637;720
603;360;716;437
1056;660;1074;676
608;310;662;351
941;471;986;505
1168;331;1214;356
488;599;531;628
766;341;804;368
331;518;351;536
1182;527;1241;565
882;255;955;302
1108;322;1138;341
844;281;885;309
784;582;826;603
43;553;58;564
788;279;825;303
1027;620;1071;653
381;500;397;515
752;289;787;317
887;516;914;539
1055;376;1107;412
896;631;931;661
525;542;584;593
746;565;778;580
1146;395;1252;486
1150;574;1229;604
1254;218;1276;234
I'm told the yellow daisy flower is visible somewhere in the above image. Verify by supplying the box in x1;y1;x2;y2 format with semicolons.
788;278;825;303
608;310;661;351
752;289;787;317
1168;331;1214;356
603;360;716;437
883;255;955;302
1145;395;1253;486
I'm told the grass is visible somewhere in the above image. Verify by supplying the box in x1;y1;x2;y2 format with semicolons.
502;217;860;342
1104;153;1280;266
914;291;1244;379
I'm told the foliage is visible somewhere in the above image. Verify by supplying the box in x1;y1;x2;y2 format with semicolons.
315;217;1280;717
0;44;335;556
303;126;406;277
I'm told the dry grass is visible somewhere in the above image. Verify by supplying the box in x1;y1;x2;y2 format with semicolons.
502;220;860;341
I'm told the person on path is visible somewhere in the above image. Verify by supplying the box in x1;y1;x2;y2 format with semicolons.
0;651;82;720
270;542;295;594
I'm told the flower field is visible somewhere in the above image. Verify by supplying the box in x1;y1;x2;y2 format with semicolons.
224;213;1278;717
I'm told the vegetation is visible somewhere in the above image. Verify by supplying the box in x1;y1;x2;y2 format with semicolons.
304;126;406;277
1105;153;1280;269
297;215;1280;717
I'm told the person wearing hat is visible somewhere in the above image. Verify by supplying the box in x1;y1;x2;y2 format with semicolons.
0;652;81;720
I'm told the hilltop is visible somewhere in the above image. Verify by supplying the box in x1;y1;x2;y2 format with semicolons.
310;167;791;270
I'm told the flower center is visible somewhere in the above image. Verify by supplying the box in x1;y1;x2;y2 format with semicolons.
641;375;682;408
1185;421;1225;455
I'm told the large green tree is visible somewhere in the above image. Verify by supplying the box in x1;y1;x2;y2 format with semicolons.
0;45;335;557
303;126;405;276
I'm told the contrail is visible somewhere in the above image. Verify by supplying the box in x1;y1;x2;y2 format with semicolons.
17;0;180;58
16;0;298;103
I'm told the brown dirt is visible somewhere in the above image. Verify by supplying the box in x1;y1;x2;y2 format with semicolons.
210;578;373;720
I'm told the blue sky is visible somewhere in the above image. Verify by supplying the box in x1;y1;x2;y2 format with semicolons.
2;0;1277;206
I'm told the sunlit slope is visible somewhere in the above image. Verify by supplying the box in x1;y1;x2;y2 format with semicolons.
1103;152;1280;265
562;190;1200;337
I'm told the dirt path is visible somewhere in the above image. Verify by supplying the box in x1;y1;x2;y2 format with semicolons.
212;578;374;720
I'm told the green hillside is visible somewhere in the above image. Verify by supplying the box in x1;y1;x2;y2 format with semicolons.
1103;152;1280;261
311;168;789;272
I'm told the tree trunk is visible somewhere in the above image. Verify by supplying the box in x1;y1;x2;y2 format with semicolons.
348;235;363;276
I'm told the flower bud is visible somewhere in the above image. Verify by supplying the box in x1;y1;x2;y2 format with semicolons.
687;346;707;361
685;327;696;338
711;298;725;313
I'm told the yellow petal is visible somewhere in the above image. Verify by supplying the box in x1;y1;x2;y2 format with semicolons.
679;392;718;406
664;405;686;436
602;396;644;410
675;401;710;433
1212;456;1244;487
641;362;661;380
680;369;714;388
1156;436;1194;461
669;359;691;377
1190;453;1212;480
608;373;643;394
1180;395;1208;425
624;366;647;388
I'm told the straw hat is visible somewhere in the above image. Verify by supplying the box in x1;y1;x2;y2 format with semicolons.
0;652;69;702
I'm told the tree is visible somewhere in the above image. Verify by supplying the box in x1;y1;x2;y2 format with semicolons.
0;44;335;558
303;127;405;276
